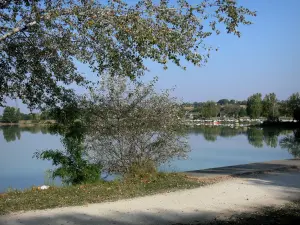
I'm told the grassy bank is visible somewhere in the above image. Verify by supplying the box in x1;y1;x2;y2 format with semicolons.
0;173;211;215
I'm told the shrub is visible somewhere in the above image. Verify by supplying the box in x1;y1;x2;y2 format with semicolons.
84;75;190;175
124;160;158;181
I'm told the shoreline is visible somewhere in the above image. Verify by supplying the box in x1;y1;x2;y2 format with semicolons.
0;121;56;126
1;168;300;224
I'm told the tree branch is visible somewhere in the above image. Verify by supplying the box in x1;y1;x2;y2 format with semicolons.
0;0;12;9
0;21;38;41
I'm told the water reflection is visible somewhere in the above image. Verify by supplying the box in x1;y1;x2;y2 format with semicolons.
188;126;299;157
1;125;299;157
0;125;299;191
247;128;264;148
0;125;50;142
280;129;300;158
189;126;246;142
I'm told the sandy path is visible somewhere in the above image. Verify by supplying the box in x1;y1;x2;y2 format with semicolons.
1;170;300;225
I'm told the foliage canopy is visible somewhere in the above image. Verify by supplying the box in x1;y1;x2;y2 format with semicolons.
0;0;255;108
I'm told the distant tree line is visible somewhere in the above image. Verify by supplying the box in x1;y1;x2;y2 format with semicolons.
183;92;300;122
0;107;55;123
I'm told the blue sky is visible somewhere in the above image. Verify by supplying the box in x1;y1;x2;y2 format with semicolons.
141;0;300;102
1;0;300;113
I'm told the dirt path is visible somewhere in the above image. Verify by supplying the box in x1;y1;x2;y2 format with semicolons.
1;170;300;225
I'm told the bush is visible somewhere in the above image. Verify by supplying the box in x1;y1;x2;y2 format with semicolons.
124;160;158;181
84;75;190;175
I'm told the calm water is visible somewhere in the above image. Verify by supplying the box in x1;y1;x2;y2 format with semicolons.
0;125;299;192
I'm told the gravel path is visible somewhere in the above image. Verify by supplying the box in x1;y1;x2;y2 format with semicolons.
1;170;300;225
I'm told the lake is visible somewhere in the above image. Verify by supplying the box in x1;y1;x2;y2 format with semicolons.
0;125;299;192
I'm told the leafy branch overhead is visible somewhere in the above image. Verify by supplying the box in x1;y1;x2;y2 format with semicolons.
0;0;256;108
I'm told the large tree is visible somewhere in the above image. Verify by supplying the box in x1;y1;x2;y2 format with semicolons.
287;92;300;120
222;104;240;118
1;106;19;123
217;99;229;105
262;93;279;121
278;100;290;117
247;93;262;119
238;107;247;117
0;0;255;108
201;101;220;118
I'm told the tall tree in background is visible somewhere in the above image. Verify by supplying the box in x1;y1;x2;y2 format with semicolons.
278;100;290;118
0;0;255;109
217;99;229;105
1;106;19;123
15;108;21;122
229;99;236;104
287;92;300;121
262;93;279;121
247;93;262;119
201;101;220;118
294;108;300;123
222;104;240;118
238;107;247;117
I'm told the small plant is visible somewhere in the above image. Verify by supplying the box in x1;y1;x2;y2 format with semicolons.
5;186;15;193
43;169;55;186
124;160;158;182
35;120;102;185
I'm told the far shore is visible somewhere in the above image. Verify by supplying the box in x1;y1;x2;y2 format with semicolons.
257;121;300;128
0;120;56;127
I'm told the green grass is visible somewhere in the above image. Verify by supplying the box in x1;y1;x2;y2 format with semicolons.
0;173;204;215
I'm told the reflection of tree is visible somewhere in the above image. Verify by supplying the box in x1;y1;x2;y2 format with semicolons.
219;127;243;138
2;126;21;142
280;129;300;158
247;128;264;148
1;126;51;142
202;126;221;142
40;126;50;134
189;126;220;142
263;128;280;148
174;126;296;150
188;126;246;142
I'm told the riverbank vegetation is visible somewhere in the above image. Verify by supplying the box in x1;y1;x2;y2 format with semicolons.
0;172;203;215
183;92;300;123
2;91;299;127
0;107;55;125
32;75;189;186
